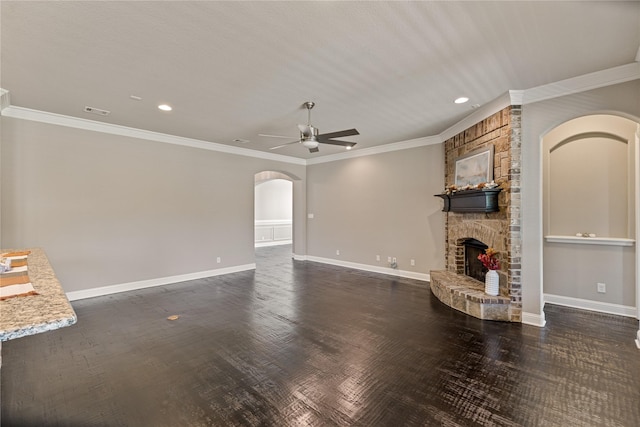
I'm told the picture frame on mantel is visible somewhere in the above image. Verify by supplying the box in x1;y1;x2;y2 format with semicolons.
454;146;494;187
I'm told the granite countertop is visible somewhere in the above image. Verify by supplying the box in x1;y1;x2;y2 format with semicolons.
0;248;77;341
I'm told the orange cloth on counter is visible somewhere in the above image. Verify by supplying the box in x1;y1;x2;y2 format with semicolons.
1;250;32;257
0;272;30;286
0;252;38;301
10;258;27;268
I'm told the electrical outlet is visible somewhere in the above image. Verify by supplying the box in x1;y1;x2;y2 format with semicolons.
216;257;221;264
597;282;606;293
387;257;392;263
336;249;340;256
390;257;398;269
410;259;415;266
376;255;381;261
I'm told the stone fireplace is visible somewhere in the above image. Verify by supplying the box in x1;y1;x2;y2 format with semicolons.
430;106;522;322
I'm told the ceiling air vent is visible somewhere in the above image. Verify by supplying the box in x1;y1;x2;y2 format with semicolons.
84;106;110;116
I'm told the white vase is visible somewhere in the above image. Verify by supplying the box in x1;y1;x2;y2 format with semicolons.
485;270;499;296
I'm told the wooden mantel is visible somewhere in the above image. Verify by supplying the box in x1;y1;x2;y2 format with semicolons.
435;188;502;213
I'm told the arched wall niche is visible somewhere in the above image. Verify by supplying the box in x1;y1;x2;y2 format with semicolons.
542;114;637;311
543;115;636;239
548;132;629;238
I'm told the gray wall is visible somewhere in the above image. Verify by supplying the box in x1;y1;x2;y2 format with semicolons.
521;79;640;317
544;243;635;305
4;77;636;315
1;117;306;292
1;116;444;294
255;179;292;221
306;145;445;275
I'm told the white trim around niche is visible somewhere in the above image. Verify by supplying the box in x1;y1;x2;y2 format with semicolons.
545;235;635;247
66;263;256;301
0;88;9;110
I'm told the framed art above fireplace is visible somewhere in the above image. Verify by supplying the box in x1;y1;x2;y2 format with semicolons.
454;146;494;187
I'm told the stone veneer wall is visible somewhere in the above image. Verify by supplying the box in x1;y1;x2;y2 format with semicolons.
442;106;522;322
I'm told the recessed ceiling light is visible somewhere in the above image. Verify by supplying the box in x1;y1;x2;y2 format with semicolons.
454;97;469;104
158;104;172;111
346;146;352;150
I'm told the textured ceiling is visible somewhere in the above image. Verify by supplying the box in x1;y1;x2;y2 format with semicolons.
1;1;639;159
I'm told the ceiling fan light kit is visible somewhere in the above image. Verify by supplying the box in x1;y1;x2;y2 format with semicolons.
266;101;359;153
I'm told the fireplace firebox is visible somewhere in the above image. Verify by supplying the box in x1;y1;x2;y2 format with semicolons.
463;238;488;282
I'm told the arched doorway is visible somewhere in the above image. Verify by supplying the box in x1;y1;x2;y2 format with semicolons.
254;172;293;247
542;115;638;326
253;170;304;263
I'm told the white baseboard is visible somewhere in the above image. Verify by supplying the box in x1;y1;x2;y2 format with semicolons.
544;293;637;318
66;264;256;301
254;240;292;248
636;330;640;350
304;255;430;282
522;311;546;327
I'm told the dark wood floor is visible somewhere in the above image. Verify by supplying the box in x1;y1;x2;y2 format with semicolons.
1;245;639;426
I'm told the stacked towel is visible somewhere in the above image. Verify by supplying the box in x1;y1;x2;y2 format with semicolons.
0;251;38;301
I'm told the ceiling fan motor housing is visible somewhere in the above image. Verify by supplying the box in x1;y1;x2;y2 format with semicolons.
301;126;319;148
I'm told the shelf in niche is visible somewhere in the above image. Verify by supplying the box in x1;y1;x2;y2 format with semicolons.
435;188;502;213
545;235;635;247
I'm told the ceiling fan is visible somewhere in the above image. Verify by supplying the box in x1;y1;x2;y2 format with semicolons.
262;102;359;153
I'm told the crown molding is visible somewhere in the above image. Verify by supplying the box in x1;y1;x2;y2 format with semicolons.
522;62;640;105
439;92;512;142
509;90;524;106
437;63;640;142
2;61;638;166
0;106;306;166
307;135;441;165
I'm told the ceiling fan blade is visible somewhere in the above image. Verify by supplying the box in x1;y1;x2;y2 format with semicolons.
318;139;357;148
317;128;359;141
269;140;300;150
297;124;313;137
259;133;297;139
309;147;320;153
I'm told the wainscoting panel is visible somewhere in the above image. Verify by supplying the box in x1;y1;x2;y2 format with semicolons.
255;220;292;247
